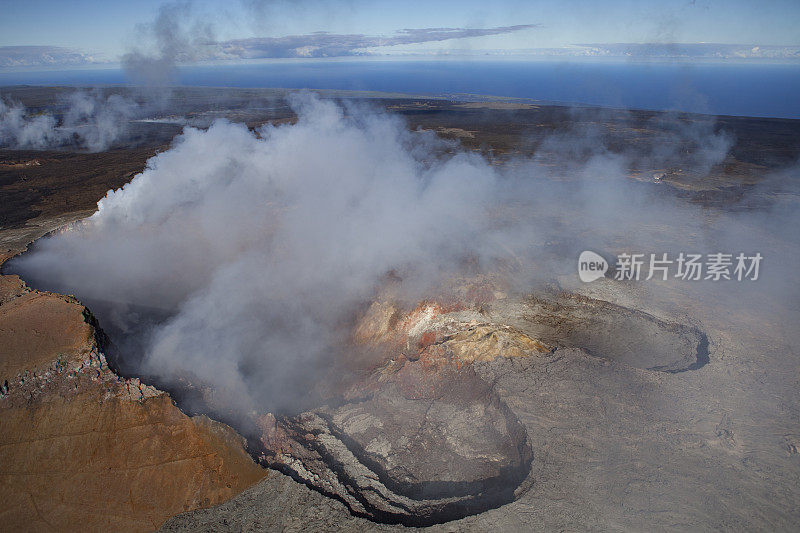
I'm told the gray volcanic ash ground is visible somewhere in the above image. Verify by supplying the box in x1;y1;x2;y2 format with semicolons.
2;88;800;530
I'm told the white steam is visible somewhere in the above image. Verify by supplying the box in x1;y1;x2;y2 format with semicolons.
10;94;509;414
0;90;139;151
122;0;215;86
10;92;797;420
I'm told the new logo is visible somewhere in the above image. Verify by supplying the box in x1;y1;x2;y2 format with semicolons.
578;250;608;282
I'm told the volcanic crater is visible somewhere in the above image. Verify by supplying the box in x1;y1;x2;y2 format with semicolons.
8;272;709;526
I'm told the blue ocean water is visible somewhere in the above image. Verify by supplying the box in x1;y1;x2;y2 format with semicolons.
1;59;798;119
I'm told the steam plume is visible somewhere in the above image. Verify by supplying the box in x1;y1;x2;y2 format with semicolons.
9;94;508;415
0;90;139;151
8;93;798;422
122;0;215;86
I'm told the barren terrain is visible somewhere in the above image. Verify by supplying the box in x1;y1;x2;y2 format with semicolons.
1;87;799;531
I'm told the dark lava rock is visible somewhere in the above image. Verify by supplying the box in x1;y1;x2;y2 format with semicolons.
493;292;709;373
255;358;532;526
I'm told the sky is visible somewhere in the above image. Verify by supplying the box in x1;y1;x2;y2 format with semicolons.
0;0;799;67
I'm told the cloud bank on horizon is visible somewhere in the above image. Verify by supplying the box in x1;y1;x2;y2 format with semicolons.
0;46;104;68
3;40;799;70
3;0;800;70
0;24;539;69
216;25;540;59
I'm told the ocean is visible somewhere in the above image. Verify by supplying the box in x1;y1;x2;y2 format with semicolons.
1;58;799;119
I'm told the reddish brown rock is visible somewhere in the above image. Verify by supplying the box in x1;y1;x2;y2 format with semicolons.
0;273;267;532
0;276;94;379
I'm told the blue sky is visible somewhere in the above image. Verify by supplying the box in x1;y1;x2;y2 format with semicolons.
1;0;799;66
